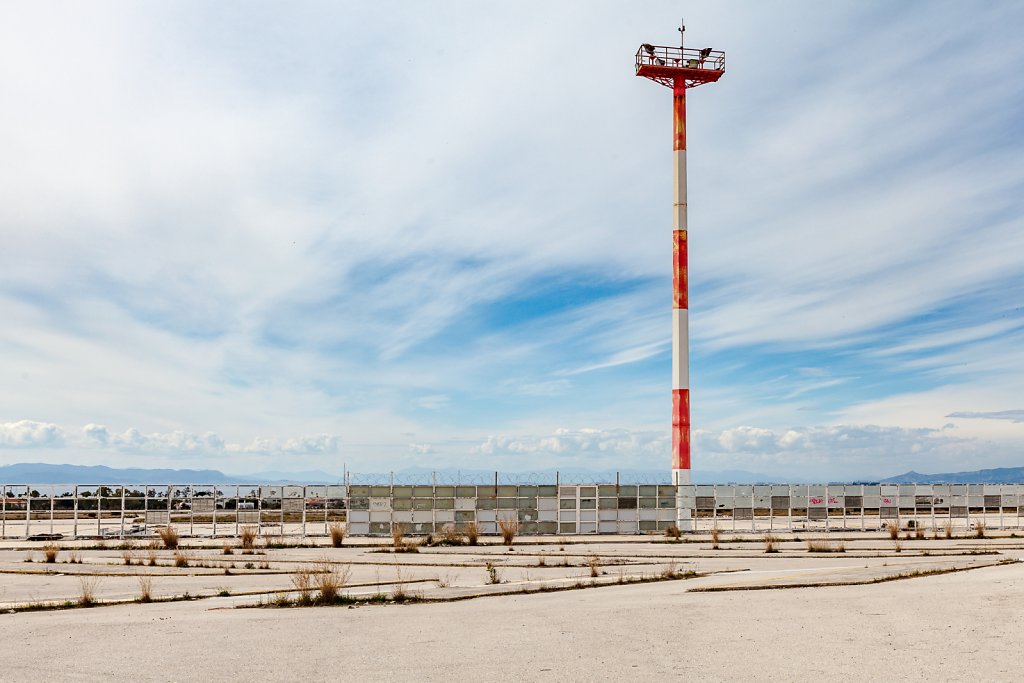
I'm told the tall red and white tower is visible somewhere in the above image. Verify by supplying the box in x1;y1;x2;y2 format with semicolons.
636;24;725;489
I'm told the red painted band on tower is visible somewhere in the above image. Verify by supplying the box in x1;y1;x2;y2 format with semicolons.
672;389;690;470
673;230;688;309
673;84;686;151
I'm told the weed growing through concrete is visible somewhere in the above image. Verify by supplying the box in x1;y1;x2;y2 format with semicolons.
885;521;899;540
807;539;846;553
710;525;721;550
137;575;153;603
173;550;191;568
42;543;60;563
945;520;953;539
764;535;779;553
464;521;480;546
486;562;501;584
122;549;136;566
329;522;347;548
78;576;100;607
974;520;986;538
292;567;314;605
222;544;234;555
588;555;600;578
391;522;406;549
661;560;690;579
893;539;903;553
391;567;410;602
498;517;519;547
240;526;257;551
536;555;546;567
665;525;682;541
435;523;463;546
158;526;179;549
313;560;351;603
66;550;81;564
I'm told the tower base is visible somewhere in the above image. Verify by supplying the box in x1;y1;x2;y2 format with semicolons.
673;468;693;531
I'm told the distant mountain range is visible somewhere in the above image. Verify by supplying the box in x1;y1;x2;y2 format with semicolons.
880;467;1024;484
1;462;1021;485
0;463;340;485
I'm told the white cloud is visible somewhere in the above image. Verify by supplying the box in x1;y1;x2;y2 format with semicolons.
413;395;450;411
946;410;1024;424
477;428;668;459
0;420;65;449
695;424;972;458
78;424;338;456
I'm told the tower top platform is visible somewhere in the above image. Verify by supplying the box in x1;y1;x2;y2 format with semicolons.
635;45;725;88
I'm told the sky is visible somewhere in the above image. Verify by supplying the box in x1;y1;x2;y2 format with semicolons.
1;1;1023;480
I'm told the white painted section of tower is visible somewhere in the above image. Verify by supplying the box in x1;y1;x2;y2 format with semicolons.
673;147;693;524
673;149;687;229
672;308;689;390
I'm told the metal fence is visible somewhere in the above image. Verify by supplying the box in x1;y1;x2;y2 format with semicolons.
2;482;1023;539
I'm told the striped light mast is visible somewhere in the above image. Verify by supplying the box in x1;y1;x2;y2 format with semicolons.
636;23;725;492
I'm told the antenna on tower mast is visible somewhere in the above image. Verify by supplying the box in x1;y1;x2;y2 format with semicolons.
678;18;685;49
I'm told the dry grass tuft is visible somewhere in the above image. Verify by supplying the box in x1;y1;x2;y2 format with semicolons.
239;526;257;550
894;539;903;553
78;576;101;607
137;575;153;603
763;534;779;553
807;539;846;553
710;525;721;550
588;555;600;578
313;559;351;603
158;526;179;549
661;560;681;579
121;549;135;565
915;526;925;540
222;543;234;555
328;522;347;548
885;521;899;540
66;550;81;564
173;550;191;568
974;520;986;538
485;562;501;584
42;543;60;563
391;567;408;602
391;522;406;549
291;567;315;606
437;523;463;545
464;521;480;546
665;525;682;540
944;520;953;539
498;517;519;547
146;547;158;566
